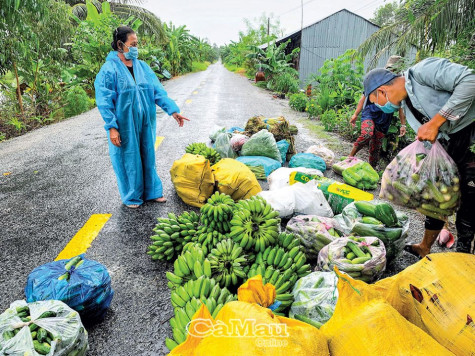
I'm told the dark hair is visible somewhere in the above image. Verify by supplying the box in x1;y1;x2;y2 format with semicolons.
111;26;135;51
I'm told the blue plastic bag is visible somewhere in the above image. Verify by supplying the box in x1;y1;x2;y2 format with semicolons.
289;153;326;171
236;156;281;177
227;126;244;133
25;255;114;323
276;140;290;163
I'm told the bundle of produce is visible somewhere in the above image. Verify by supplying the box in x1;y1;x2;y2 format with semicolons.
306;144;335;166
276;140;290;162
0;300;88;355
286;215;342;260
165;243;212;289
335;201;409;261
289;125;298;135
289;153;326;171
247;233;312;314
289;271;338;326
332;156;363;176
214;132;237;159
229;133;249;152
235;156;281;178
166;276;236;350
25;255;113;323
208;239;249;289
244;116;267;136
212;158;262;201
380;140;461;220
288;171;374;214
185;143;221;164
148;211;200;261
209;126;226;142
267;167;323;191
267;117;297;159
170;154;215;207
240;129;282;163
199;192;235;234
317;236;387;283
248;165;266;180
229;196;280;252
194;227;228;254
342;162;380;190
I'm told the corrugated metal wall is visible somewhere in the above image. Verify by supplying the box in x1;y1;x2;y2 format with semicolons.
298;9;416;85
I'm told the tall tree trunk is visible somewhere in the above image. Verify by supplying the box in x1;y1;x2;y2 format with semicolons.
13;61;24;116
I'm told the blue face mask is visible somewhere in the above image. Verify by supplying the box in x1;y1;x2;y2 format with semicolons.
123;44;138;60
375;91;400;114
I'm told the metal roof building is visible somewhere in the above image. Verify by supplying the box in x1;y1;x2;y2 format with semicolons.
264;9;417;85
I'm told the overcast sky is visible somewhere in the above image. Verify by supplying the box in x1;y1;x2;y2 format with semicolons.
141;0;388;46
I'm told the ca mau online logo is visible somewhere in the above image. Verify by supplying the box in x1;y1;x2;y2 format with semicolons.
186;318;290;347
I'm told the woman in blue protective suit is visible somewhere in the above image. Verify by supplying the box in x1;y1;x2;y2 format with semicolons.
95;26;189;208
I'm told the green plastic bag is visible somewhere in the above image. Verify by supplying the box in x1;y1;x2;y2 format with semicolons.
240;129;282;163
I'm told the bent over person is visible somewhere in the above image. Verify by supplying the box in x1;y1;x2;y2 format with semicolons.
363;57;475;257
95;26;189;208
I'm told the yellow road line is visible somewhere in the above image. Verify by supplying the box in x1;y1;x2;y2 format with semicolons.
185;99;192;104
155;136;164;150
192;91;198;95
55;214;111;261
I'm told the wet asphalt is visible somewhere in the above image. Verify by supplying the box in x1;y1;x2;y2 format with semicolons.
0;62;447;355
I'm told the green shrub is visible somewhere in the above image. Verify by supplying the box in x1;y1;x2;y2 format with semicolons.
255;81;268;89
320;109;337;131
64;86;90;118
306;98;323;118
289;92;308;112
268;71;300;94
0;132;5;142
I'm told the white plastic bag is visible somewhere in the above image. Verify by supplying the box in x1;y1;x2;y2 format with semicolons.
258;181;333;218
0;300;88;355
267;167;323;191
293;181;333;217
214;132;237;158
306;144;335;166
258;186;296;217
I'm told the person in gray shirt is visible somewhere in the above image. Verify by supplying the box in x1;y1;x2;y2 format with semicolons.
363;57;475;258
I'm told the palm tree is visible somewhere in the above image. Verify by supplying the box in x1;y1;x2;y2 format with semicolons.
66;0;167;43
163;23;199;75
358;0;475;66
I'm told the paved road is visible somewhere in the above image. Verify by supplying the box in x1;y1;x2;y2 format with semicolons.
0;62;317;355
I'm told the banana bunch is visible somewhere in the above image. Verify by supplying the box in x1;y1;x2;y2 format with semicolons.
247;237;311;313
166;244;212;289
208;239;249;289
147;212;200;261
166;275;235;350
276;232;302;250
200;192;235;234
195;226;228;253
185;143;221;164
229;196;280;253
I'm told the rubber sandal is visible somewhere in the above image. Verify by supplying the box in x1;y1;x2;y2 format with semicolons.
126;204;140;209
403;244;422;260
154;197;167;203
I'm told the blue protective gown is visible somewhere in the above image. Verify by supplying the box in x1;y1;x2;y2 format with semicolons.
94;51;179;205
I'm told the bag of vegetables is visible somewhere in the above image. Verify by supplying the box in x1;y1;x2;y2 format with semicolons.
289;271;338;326
380;140;461;220
286;215;342;260
335;201;409;261
342;162;380;190
317;236;387;283
332;156;363;176
25;255;114;323
0;300;88;355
